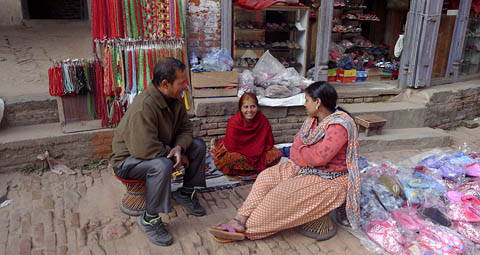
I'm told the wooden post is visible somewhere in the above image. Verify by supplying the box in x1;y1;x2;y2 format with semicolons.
221;0;233;57
314;0;333;81
446;0;472;82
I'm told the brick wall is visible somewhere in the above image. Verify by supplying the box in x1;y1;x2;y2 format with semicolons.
424;85;480;129
186;0;221;58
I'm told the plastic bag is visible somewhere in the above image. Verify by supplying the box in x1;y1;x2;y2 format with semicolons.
191;48;234;72
394;34;404;58
238;70;254;91
265;85;292;98
253;50;285;79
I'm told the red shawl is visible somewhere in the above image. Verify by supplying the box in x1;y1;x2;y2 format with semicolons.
223;111;274;171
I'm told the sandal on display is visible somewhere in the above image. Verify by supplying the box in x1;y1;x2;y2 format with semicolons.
365;218;405;254
448;195;480;223
454;221;480;244
391;210;425;232
418;207;452;227
418;225;466;254
465;162;480;177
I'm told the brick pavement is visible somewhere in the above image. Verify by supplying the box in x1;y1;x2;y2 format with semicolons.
0;125;479;255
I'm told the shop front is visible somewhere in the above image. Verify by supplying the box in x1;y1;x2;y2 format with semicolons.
221;0;480;89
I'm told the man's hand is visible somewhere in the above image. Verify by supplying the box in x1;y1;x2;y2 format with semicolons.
167;145;183;169
179;155;190;169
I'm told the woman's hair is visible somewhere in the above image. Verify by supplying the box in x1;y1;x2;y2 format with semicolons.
238;92;259;110
305;81;352;117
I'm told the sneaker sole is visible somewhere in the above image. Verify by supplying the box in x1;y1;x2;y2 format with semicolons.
136;217;173;246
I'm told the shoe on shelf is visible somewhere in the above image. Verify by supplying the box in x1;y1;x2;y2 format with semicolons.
172;189;206;216
295;22;305;31
137;214;173;246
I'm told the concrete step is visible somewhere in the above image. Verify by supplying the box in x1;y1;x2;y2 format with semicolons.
0;122;113;174
342;102;427;129
1;122;451;174
359;127;452;153
1;93;59;128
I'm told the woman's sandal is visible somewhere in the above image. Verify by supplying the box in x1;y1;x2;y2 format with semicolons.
208;218;247;241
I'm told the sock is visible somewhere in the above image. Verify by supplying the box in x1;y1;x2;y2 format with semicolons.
144;212;159;222
180;187;194;197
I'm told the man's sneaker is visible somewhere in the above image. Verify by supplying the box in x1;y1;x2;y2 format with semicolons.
172;189;206;216
136;215;173;246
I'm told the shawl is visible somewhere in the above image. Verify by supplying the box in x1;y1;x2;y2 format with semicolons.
299;111;361;231
223;111;274;171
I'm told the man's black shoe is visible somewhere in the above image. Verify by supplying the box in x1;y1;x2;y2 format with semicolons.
137;214;173;246
172;189;206;216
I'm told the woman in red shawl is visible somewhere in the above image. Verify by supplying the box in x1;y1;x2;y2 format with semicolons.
212;93;282;176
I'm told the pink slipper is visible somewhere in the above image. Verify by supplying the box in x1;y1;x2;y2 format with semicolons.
419;225;466;254
454;221;480;244
391;210;425;232
449;195;480;223
366;219;405;254
465;162;480;177
446;191;464;202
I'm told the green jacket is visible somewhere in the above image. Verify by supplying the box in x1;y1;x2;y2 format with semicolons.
110;85;193;168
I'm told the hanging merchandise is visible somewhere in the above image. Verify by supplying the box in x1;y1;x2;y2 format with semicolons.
91;0;185;41
48;59;109;125
97;38;189;127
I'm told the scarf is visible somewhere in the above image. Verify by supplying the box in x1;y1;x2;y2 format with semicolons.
299;111;361;231
223;111;274;171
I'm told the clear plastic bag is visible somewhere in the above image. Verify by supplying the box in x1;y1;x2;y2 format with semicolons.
191;48;234;72
253;50;285;79
265;85;292;98
238;70;254;91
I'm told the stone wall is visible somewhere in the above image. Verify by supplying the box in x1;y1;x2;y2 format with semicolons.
0;130;112;174
420;84;480;129
186;0;221;58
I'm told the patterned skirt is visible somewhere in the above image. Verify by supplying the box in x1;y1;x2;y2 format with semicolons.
212;141;282;176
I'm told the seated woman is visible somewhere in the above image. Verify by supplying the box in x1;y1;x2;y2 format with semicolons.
208;81;360;241
212;92;282;176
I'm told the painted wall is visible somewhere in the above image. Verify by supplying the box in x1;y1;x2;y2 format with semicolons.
0;0;23;25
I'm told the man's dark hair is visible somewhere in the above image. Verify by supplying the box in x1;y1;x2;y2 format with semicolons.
152;57;186;86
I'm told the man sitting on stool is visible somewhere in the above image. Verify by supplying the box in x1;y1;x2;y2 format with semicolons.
109;57;206;246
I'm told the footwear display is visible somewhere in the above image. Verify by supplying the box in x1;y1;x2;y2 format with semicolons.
137;214;173;246
172;189;206;216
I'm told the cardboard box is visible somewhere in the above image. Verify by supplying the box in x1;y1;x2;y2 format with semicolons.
337;69;356;77
191;71;238;98
336;76;356;83
356;70;368;82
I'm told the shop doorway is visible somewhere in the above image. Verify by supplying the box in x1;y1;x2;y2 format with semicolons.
328;0;409;84
22;0;89;20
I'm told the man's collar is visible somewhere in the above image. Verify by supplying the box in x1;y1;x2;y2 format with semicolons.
147;85;168;109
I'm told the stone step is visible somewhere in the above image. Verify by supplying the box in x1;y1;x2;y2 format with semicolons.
1;93;59;128
0;122;113;174
1;122;450;174
359;127;452;153
342;102;427;129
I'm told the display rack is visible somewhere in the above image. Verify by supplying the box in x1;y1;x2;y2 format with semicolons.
232;5;309;76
